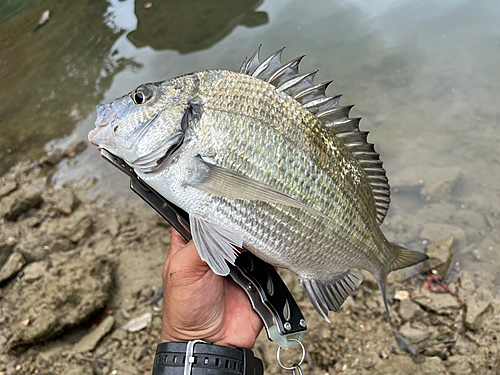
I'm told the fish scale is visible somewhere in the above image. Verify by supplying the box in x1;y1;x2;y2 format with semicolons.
192;72;385;271
89;47;428;320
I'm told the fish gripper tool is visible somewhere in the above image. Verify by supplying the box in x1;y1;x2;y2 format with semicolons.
102;150;307;348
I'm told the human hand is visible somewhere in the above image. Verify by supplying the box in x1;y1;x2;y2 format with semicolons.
162;228;263;349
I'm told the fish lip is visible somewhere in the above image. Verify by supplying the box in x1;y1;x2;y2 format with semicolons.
88;127;101;146
88;104;119;146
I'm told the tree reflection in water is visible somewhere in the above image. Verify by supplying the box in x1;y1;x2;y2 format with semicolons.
127;0;267;53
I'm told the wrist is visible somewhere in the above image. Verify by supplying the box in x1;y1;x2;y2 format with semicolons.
152;340;264;375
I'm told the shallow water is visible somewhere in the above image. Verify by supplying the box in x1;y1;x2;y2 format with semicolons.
1;0;499;291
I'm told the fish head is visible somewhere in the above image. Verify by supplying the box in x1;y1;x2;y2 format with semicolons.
88;77;195;172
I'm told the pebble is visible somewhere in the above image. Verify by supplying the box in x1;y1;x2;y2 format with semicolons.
122;312;152;333
398;298;422;321
23;261;49;283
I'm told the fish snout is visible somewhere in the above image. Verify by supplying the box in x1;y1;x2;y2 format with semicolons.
95;104;117;126
88;104;118;145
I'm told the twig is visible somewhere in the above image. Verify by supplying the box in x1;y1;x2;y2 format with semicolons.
73;354;109;365
417;264;463;304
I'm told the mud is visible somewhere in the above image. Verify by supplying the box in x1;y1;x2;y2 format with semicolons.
0;146;498;375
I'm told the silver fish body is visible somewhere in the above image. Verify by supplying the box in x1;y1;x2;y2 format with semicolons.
89;48;427;320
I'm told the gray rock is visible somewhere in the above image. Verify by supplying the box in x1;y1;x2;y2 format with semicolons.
6;254;113;347
391;166;462;202
412;291;462;315
43;188;78;214
0;187;44;221
446;355;474;374
465;292;493;331
0;252;26;284
424;237;454;277
37;342;72;364
0;236;16;269
104;215;121;238
131;345;147;361
64;364;93;375
0;180;16;199
48;238;72;253
16;233;48;262
73;315;115;353
420;357;447;374
23;261;49;283
110;328;127;341
399;324;431;344
370;355;419;375
40;209;94;243
455;335;479;355
398;298;422;321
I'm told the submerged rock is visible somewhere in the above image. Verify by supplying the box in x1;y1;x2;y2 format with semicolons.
420;223;466;246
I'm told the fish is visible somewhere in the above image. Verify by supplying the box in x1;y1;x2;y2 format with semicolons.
88;47;428;321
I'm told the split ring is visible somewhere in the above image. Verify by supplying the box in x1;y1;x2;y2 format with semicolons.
276;339;306;370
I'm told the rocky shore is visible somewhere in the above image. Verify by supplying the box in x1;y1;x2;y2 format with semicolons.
0;144;498;375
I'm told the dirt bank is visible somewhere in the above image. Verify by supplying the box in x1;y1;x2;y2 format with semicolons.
0;145;498;375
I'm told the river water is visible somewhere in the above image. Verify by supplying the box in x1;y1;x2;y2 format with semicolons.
1;0;499;292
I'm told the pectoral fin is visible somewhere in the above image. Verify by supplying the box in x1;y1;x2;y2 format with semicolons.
190;216;243;276
194;157;326;218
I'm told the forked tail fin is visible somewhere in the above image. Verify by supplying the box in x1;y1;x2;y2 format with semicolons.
389;244;428;272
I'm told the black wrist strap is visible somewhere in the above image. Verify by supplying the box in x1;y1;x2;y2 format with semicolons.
152;341;264;375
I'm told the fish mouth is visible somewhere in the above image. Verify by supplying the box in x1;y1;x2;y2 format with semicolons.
88;104;118;146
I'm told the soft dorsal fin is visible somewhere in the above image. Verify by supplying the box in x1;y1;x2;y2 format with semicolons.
239;46;391;224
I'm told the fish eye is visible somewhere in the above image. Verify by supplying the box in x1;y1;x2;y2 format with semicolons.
132;84;153;105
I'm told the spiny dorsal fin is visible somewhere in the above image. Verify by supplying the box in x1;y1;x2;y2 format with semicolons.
239;47;391;224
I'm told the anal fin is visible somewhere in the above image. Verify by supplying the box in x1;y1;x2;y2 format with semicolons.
301;269;363;322
190;216;243;276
